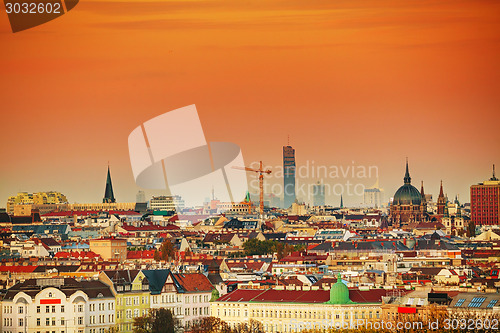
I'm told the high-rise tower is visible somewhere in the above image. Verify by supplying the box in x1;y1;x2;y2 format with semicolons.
283;144;296;209
471;165;500;226
103;165;116;203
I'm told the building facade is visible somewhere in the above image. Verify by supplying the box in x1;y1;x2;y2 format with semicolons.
471;165;500;226
89;238;127;261
283;145;296;209
211;275;402;332
390;161;425;227
0;278;114;333
150;196;185;212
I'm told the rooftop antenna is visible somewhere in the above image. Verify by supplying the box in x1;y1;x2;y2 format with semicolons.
287;134;290;146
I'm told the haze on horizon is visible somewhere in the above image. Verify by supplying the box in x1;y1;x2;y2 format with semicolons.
1;0;499;207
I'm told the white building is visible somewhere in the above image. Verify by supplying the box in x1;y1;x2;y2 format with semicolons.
149;196;185;212
0;278;115;333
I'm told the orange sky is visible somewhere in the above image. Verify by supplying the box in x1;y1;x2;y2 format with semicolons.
1;0;499;206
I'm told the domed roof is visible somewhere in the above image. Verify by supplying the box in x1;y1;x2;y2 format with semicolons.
393;160;422;206
326;273;352;304
393;184;422;206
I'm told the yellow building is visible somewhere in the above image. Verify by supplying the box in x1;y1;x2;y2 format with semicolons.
211;275;404;332
99;270;150;333
6;191;68;215
89;237;128;261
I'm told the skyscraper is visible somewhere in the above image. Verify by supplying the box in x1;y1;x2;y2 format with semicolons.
283;144;296;208
103;165;116;203
471;165;500;226
363;178;383;208
312;181;325;206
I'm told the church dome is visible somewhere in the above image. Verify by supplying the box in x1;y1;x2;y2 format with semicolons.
392;160;421;206
393;184;421;206
327;273;352;304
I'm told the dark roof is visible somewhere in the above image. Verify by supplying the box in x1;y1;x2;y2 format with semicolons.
142;269;170;295
3;278;113;300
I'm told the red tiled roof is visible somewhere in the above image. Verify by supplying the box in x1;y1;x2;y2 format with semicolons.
173;273;214;292
54;251;100;260
127;250;156;260
217;288;410;304
0;265;38;273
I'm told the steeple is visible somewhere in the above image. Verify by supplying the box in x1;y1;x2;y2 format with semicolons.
404;158;411;184
103;165;116;203
340;195;344;209
420;181;426;201
437;180;446;215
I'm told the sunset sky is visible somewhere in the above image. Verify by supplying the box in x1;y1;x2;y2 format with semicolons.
1;0;499;206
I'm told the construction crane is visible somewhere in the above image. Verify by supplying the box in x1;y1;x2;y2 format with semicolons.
233;161;272;221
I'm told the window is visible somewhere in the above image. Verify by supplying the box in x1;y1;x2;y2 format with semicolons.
61;318;65;325
36;306;41;313
37;318;41;326
78;317;83;325
46;318;50;326
52;306;56;313
46;306;50;313
78;304;83;312
61;305;65;313
52;318;56;326
468;297;486;308
19;318;24;327
487;299;498;308
455;299;466;307
18;306;23;314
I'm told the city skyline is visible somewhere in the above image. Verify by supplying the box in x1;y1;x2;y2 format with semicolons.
1;0;499;206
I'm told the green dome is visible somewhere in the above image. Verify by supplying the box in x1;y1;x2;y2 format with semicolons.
393;183;421;206
326;273;352;305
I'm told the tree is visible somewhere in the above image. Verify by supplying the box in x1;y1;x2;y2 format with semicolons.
153;250;161;262
232;319;264;333
133;308;178;333
159;239;176;261
467;220;476;238
190;316;231;333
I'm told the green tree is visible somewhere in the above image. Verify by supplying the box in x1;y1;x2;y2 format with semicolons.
133;308;178;333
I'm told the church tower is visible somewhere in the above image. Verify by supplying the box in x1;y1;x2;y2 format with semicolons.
437;181;446;215
103;165;116;203
420;181;427;216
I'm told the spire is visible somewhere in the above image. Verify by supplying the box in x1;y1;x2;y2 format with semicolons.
404;158;411;184
340;195;344;208
438;180;444;198
490;164;499;181
420;181;425;197
103;165;116;203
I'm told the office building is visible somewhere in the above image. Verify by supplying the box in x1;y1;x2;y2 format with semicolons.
283;145;296;209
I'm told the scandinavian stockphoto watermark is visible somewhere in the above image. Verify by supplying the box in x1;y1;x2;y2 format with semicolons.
4;0;79;33
247;160;379;200
128;105;249;212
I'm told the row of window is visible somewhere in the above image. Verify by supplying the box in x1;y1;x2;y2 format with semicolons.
117;296;148;306
219;307;380;320
89;314;114;324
